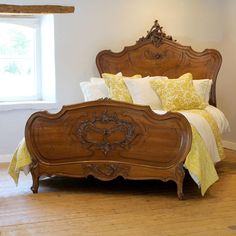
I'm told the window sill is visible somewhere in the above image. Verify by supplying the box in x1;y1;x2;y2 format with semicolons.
0;101;59;112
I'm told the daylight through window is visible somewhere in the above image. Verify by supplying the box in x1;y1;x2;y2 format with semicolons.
0;17;41;102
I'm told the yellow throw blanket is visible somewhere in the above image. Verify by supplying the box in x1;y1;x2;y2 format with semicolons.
8;110;224;196
184;109;224;195
8;138;31;185
190;109;225;160
185;126;219;195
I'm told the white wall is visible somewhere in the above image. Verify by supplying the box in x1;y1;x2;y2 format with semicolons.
217;0;236;147
0;0;232;156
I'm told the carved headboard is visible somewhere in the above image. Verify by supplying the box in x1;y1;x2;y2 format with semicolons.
96;20;222;106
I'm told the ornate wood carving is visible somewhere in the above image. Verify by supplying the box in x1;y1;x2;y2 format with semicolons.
83;164;130;180
96;27;222;106
26;99;192;198
77;110;137;155
144;48;166;61
137;20;175;47
25;21;222;199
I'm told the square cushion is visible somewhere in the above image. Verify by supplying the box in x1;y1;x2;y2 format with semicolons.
80;81;108;101
102;73;142;103
150;73;206;111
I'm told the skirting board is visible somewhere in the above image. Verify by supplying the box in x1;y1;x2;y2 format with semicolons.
0;140;235;163
222;140;236;151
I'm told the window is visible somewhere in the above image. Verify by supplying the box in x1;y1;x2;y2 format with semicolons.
0;15;55;104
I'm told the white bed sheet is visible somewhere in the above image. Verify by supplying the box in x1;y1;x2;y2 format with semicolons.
153;105;229;135
153;106;229;188
205;105;230;134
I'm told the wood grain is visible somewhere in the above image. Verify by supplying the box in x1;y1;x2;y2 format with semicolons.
25;99;192;199
24;21;222;199
96;39;221;107
0;4;75;14
0;149;236;235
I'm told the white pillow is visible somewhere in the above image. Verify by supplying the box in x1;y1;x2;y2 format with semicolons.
193;79;212;103
90;77;103;83
89;72;122;97
205;80;212;103
124;76;167;109
90;77;109;96
80;73;122;101
80;81;108;101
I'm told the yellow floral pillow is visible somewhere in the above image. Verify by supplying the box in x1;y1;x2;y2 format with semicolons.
102;73;142;103
101;72;122;78
150;73;206;111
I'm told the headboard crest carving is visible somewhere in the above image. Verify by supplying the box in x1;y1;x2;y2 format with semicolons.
137;20;175;47
96;20;222;107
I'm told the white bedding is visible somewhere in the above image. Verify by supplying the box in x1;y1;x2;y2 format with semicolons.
154;105;229;136
9;104;229;194
154;105;229;188
77;75;230;194
205;105;230;134
180;111;220;163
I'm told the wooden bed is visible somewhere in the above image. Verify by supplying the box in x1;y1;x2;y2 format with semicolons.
25;21;222;199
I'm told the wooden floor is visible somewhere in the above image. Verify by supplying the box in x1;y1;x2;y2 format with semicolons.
0;149;236;236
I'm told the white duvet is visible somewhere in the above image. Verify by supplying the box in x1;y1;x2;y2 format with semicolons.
153;105;230;187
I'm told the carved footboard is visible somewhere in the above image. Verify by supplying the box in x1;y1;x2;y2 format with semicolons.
25;99;192;199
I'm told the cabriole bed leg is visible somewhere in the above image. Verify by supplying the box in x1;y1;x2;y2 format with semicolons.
31;176;39;194
177;181;184;200
176;164;185;200
30;164;39;194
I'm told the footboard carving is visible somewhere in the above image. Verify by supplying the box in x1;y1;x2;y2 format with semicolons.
22;20;223;199
25;99;192;199
83;163;130;181
77;109;137;155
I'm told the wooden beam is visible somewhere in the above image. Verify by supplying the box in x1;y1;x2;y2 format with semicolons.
0;4;75;15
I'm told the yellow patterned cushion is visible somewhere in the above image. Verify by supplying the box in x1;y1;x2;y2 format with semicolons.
102;73;142;103
150;73;206;111
101;72;122;78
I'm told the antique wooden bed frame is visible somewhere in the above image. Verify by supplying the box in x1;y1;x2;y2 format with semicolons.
25;21;222;199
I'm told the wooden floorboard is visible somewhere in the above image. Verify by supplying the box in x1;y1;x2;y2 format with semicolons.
0;149;236;235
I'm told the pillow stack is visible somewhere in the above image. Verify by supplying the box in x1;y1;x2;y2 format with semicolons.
123;76;167;110
79;72;122;101
102;73;142;103
193;79;212;104
80;71;212;111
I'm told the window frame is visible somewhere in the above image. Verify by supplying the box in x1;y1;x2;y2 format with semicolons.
0;15;42;102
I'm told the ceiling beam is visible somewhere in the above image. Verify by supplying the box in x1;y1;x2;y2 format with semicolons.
0;4;75;15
